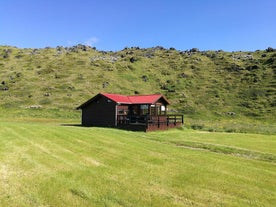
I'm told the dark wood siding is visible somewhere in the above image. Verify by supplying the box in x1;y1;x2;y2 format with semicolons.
81;96;116;127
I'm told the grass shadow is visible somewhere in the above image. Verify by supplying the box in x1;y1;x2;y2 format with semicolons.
60;123;83;127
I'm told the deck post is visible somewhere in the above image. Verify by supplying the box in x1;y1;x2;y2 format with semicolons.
115;105;118;126
158;116;160;128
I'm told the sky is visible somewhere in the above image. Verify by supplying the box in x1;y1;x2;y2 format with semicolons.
0;0;275;51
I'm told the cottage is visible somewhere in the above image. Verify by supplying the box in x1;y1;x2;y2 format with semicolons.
76;93;183;132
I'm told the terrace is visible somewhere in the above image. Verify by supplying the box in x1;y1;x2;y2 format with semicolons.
116;104;183;132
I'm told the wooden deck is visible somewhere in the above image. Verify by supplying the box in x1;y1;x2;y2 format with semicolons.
117;114;183;132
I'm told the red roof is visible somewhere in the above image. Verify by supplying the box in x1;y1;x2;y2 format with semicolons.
77;93;169;109
128;94;165;104
102;93;132;104
102;93;169;104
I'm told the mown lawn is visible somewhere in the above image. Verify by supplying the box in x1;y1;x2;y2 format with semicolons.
0;120;275;207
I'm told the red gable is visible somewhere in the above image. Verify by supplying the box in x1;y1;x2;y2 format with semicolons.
102;93;169;104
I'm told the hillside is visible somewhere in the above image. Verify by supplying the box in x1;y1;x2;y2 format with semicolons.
0;45;275;122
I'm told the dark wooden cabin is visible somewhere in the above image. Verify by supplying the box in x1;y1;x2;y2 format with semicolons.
76;93;183;132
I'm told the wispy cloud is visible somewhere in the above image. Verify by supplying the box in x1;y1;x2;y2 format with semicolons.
85;37;99;47
67;40;75;46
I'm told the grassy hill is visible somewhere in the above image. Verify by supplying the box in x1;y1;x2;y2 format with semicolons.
0;119;275;206
0;45;275;125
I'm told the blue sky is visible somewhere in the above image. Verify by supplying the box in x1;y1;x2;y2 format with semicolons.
0;0;275;51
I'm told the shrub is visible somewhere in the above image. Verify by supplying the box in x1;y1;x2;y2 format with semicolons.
191;124;204;130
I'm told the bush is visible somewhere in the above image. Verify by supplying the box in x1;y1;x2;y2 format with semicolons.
191;124;204;130
266;47;275;52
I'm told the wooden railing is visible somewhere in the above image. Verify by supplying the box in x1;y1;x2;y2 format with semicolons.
147;114;183;127
166;114;184;125
117;114;183;127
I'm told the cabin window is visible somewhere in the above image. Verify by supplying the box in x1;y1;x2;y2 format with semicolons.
159;105;166;115
150;105;157;116
118;109;124;114
151;104;166;115
117;106;128;115
140;105;149;115
118;109;128;115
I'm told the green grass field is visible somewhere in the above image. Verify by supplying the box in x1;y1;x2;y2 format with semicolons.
0;118;275;207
